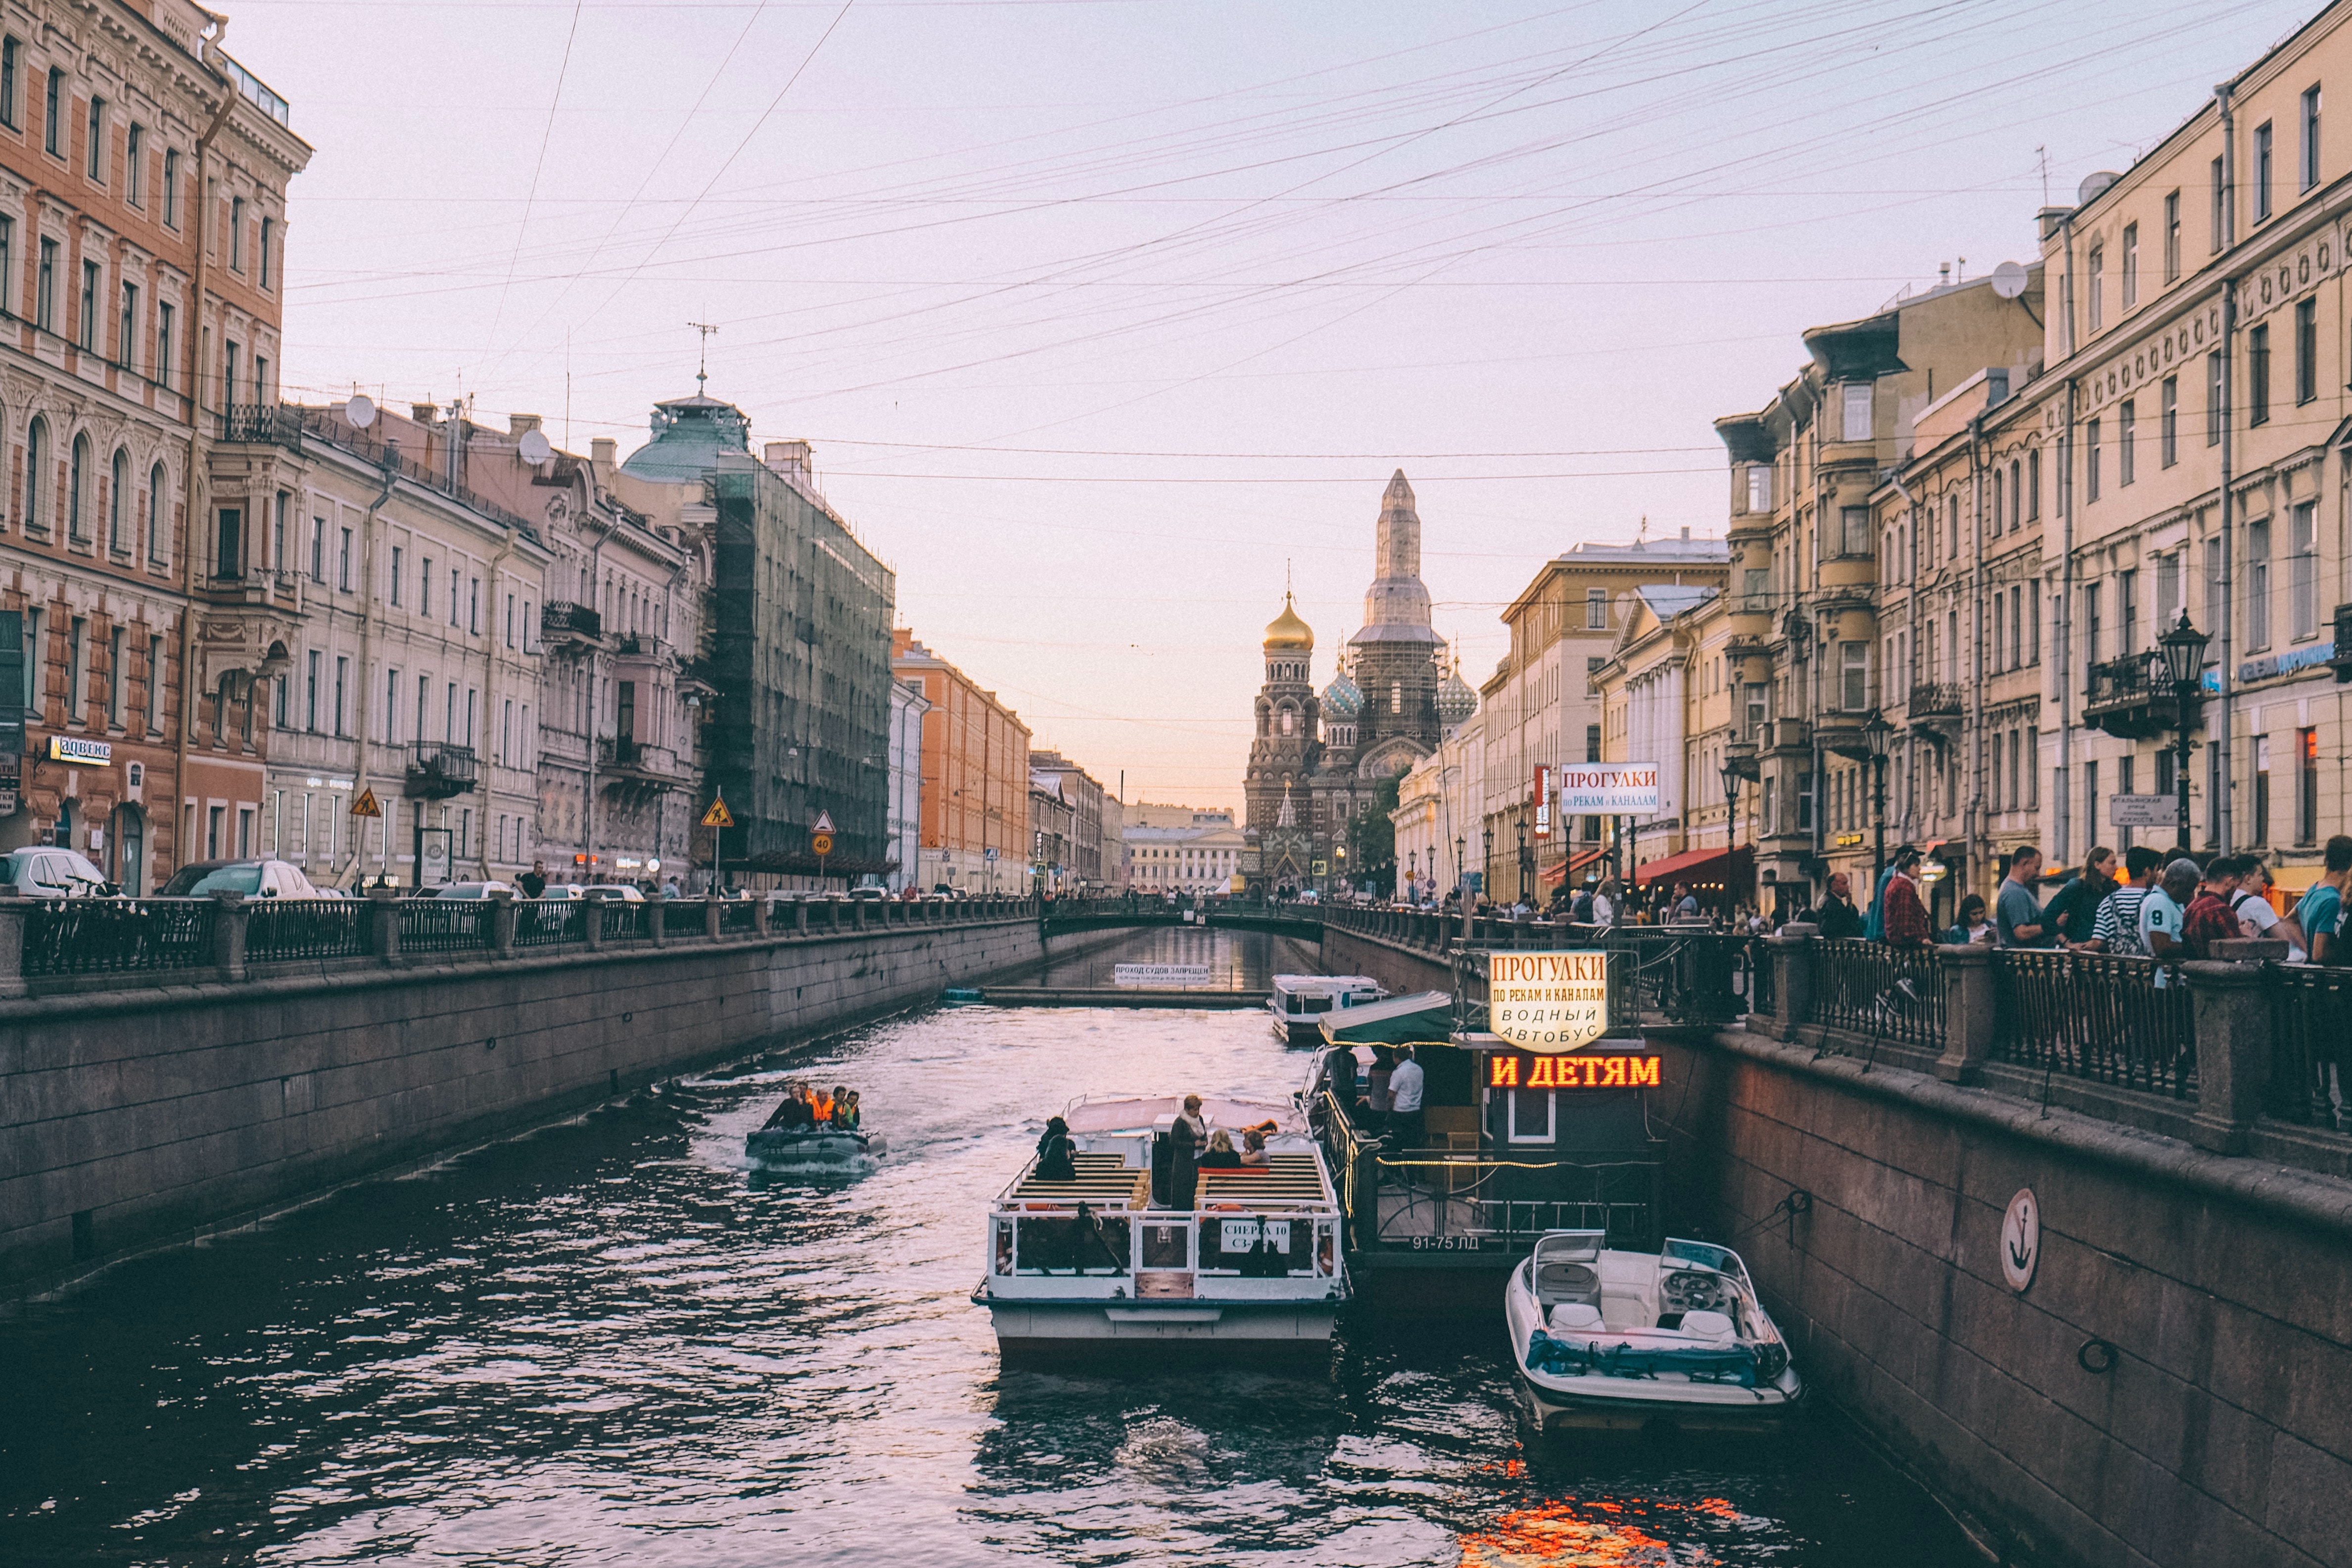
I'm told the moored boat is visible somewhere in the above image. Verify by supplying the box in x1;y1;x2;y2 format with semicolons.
1268;974;1387;1044
973;1095;1349;1361
1504;1231;1801;1432
744;1123;885;1163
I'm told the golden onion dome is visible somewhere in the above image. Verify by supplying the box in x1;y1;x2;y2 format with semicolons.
1263;593;1314;651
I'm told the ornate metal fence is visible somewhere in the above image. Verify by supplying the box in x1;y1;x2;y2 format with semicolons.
23;899;217;976
396;900;490;954
1809;940;1945;1048
2266;962;2352;1127
515;900;588;948
600;902;649;944
246;899;370;964
662;901;707;939
1992;950;2196;1098
720;900;758;935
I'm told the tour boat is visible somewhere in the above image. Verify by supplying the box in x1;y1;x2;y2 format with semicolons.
1268;974;1388;1044
973;1095;1350;1360
1504;1231;1802;1432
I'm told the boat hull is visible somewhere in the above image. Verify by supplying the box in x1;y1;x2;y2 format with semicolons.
1517;1368;1803;1433
977;1290;1340;1362
1270;1015;1324;1046
745;1128;884;1162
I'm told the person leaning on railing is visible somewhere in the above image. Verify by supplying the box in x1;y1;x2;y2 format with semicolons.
2081;845;2165;955
1879;848;1931;948
2292;836;2352;966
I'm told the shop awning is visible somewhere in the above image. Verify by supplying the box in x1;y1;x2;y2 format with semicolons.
1539;845;1609;888
1633;844;1753;888
1319;990;1455;1046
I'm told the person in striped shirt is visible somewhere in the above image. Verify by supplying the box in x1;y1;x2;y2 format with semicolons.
2086;845;2166;956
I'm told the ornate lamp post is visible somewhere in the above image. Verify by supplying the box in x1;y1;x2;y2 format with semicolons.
1481;824;1495;903
1720;760;1742;914
1516;819;1532;907
1407;848;1418;903
1863;709;1893;895
2158;611;2211;854
1454;833;1469;940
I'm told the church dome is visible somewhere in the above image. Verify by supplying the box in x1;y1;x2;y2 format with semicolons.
1321;667;1363;718
1436;655;1478;729
1263;593;1314;651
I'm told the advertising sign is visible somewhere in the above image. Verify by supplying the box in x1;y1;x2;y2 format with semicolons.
1486;951;1611;1053
1114;963;1213;988
48;735;111;765
1556;763;1659;814
1532;764;1553;839
2108;794;2178;827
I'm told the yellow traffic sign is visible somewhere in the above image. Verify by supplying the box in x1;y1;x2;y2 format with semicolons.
701;798;735;829
350;787;382;818
811;833;834;856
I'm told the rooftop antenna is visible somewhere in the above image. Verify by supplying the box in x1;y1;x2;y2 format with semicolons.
688;321;719;394
2036;145;2049;208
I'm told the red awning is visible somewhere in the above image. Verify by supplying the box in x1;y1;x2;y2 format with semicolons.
1633;844;1754;888
1539;845;1609;888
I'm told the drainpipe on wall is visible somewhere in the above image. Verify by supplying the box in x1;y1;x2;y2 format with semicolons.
2216;82;2239;853
168;55;240;875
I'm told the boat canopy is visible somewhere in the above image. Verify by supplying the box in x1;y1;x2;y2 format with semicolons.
1317;990;1454;1046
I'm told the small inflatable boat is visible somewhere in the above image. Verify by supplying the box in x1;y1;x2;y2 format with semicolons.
745;1124;884;1162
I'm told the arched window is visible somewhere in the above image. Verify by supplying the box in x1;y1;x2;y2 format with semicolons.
68;433;88;541
147;464;165;563
22;417;45;532
108;448;126;552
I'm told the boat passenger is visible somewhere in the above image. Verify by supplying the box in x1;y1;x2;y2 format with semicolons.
1170;1095;1207;1208
1035;1116;1078;1181
834;1091;862;1131
1387;1045;1426;1150
1366;1046;1397;1120
1199;1130;1243;1169
1238;1128;1270;1167
767;1089;816;1132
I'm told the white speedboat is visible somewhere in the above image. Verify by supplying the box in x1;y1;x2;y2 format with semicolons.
1268;974;1387;1045
974;1095;1350;1361
1504;1231;1802;1432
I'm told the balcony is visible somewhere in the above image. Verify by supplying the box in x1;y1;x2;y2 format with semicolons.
404;741;478;800
541;601;604;655
1814;712;1875;760
1908;681;1963;730
2084;654;2186;741
597;735;677;790
1724;633;1769;662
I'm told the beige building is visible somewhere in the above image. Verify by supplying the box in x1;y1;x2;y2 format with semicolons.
1123;800;1244;895
1592;585;1750;897
1392;708;1482;902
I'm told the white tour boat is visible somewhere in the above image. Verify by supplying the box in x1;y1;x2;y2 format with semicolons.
1267;974;1388;1045
974;1095;1350;1360
1504;1231;1802;1432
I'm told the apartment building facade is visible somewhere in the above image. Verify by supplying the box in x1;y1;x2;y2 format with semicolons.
892;628;1030;893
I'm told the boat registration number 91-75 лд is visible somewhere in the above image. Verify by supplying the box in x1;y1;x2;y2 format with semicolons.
1409;1235;1482;1251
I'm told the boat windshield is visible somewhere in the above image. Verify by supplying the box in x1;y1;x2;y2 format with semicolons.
1664;1237;1747;1285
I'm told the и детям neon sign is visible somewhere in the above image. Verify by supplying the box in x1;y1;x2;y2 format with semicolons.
1490;1054;1660;1089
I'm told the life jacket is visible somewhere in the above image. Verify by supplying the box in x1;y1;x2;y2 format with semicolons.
813;1094;834;1122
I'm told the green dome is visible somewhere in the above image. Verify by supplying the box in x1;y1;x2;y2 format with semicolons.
620;394;750;482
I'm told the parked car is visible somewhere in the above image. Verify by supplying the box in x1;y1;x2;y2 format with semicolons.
579;884;646;903
847;886;888;903
157;859;321;899
0;847;115;897
434;881;515;900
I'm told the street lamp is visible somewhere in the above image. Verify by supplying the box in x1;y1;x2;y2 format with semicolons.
1863;709;1893;894
1481;824;1494;903
1407;847;1418;903
1515;818;1531;907
2159;611;2211;853
1454;834;1466;891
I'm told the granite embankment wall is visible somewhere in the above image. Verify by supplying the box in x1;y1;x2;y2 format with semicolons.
1656;1026;2352;1568
1320;921;1453;996
1;916;1126;1301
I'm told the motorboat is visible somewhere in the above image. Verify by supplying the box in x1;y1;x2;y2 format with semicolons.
973;1095;1349;1360
1504;1231;1802;1432
1268;974;1387;1044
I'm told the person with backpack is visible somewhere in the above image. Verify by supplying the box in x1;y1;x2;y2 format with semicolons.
2085;845;2166;956
2229;857;2305;961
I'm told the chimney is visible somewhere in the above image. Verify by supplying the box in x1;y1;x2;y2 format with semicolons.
590;436;616;472
411;402;440;425
1680;525;1691;541
1938;262;1951;286
764;439;814;487
509;413;543;437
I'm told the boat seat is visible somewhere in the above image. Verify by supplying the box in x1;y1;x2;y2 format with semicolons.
1548;1302;1605;1333
1680;1309;1737;1343
1534;1261;1600;1308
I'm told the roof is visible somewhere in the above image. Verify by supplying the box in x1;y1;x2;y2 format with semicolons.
1638;584;1719;621
1264;593;1313;650
1319;990;1455;1046
620;393;752;482
1321;668;1364;718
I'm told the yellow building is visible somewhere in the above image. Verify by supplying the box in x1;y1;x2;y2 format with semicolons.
1591;587;1750;906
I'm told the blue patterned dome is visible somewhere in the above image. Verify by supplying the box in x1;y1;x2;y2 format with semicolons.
1436;656;1477;729
1321;669;1364;719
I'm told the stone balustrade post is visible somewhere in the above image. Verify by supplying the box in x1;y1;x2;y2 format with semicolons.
2185;958;2274;1155
1762;923;1816;1042
209;891;250;982
0;885;29;998
1932;942;1995;1082
753;896;773;938
705;892;723;942
646;891;667;950
367;887;403;966
488;889;518;957
583;893;604;951
796;898;810;936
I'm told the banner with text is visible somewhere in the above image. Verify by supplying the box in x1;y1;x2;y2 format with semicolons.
1556;763;1660;814
1532;763;1554;839
1115;963;1214;988
1487;951;1611;1053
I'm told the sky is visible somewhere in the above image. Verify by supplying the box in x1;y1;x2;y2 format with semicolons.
229;0;2318;810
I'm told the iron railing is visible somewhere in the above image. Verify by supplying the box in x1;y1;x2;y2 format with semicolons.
1907;681;1963;721
515;900;588;948
2265;962;2352;1126
599;901;649;943
405;741;477;798
23;898;217;975
1809;939;1945;1048
720;900;758;935
1992;950;2196;1098
662;900;706;938
245;899;370;964
541;601;603;640
396;899;489;953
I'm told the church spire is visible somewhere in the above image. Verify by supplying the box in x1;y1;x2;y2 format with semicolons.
1357;469;1437;644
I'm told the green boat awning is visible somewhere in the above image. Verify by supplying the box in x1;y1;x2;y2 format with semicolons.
1319;990;1455;1046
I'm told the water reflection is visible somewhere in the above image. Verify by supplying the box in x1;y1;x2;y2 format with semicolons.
0;932;1977;1567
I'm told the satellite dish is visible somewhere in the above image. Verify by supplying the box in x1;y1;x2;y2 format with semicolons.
518;428;554;466
2076;170;2121;205
344;394;377;429
1990;261;2030;300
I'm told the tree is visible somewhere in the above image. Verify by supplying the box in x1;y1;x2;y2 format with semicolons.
1348;774;1401;888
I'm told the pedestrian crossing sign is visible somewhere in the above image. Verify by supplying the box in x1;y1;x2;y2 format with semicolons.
701;798;734;828
812;809;835;834
350;787;382;818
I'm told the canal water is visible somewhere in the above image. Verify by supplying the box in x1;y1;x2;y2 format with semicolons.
1;931;1981;1567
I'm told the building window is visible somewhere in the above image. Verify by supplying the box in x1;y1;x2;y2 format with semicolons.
2296;297;2317;403
2256;121;2274;222
155;302;172;390
64;616;82;721
125;123;141;206
2086;245;2103;331
107;448;124;552
1745;464;1769;513
2118;400;2135;486
2164;189;2180;282
2246;516;2271;651
2010;584;2024;668
2253;734;2272;847
2303;85;2322;192
259;217;273;290
1587;722;1603;761
105;626;121;726
2160;376;2178;467
117;282;135;370
66;432;86;541
22;416;44;533
0;38;16;128
2207;350;2226;444
1840;505;1870;557
2157;551;2181;629
1839;642;1868;712
2085;418;2101;502
334;656;348;736
147;463;164;563
1585;655;1603;697
309;515;325;582
305;649;319;731
2291;499;2317;640
390;545;403;606
229;196;244;272
2026;449;2039;519
2121;223;2138;307
42;68;59;156
214;506;240;581
2211;156;2226;251
35;237;54;332
2118;568;2139;657
2300;727;2320;844
83;95;101;181
2085;583;2102;667
163;148;179;228
1841;382;1872;441
339;526;352;591
76;259;95;351
2249;323;2271;425
1586;587;1605;629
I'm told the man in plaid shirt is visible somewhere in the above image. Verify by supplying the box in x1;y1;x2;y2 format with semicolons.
1882;847;1931;948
